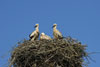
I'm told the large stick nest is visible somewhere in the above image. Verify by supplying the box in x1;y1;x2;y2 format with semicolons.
9;37;88;67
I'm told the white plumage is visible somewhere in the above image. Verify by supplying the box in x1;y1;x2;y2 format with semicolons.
29;24;39;41
40;33;52;40
53;24;63;39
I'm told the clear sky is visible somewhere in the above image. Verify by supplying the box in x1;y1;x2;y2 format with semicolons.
0;0;100;67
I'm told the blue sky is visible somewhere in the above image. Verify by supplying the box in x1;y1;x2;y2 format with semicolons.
0;0;100;67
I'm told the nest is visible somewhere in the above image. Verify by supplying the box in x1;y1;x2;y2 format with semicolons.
9;37;88;67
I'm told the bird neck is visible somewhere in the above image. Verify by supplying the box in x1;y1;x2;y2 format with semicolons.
35;27;39;32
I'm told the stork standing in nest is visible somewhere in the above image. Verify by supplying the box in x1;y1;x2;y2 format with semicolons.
40;32;52;40
53;24;63;39
29;24;39;41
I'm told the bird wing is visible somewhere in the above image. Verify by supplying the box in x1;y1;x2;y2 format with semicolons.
56;29;63;37
40;34;51;40
29;31;39;41
29;31;36;38
45;35;51;39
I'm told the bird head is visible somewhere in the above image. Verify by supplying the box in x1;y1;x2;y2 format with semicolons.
41;32;45;36
34;24;39;28
52;23;57;28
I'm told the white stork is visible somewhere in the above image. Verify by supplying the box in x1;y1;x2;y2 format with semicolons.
40;32;52;40
29;24;39;41
53;24;63;39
